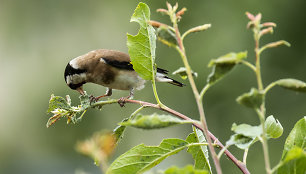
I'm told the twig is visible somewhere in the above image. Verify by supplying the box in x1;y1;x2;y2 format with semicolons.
92;99;250;174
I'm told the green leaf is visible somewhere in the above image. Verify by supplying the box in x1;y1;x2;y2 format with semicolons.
274;117;306;173
281;117;306;160
231;123;262;137
113;118;128;144
236;88;264;109
107;138;188;174
163;165;209;174
120;113;193;129
265;115;283;139
172;67;198;80
157;26;177;47
47;94;71;113
127;2;156;80
276;147;306;174
260;40;290;53
226;134;257;150
227;123;261;149
208;51;248;67
275;79;306;93
207;51;247;84
186;127;211;173
79;94;90;109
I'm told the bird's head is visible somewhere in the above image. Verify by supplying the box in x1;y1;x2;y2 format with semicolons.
64;61;87;94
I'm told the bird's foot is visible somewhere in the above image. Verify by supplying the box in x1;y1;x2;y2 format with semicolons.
89;95;100;104
118;97;128;107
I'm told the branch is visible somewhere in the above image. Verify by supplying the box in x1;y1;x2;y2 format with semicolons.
92;99;250;174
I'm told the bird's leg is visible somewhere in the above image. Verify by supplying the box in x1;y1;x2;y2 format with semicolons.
90;88;113;103
118;88;134;107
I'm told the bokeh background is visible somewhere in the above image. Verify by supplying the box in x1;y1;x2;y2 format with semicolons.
1;0;305;173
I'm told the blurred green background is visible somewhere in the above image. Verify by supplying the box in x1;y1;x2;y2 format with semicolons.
1;0;305;173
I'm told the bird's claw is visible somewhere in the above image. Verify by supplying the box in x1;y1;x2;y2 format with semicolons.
118;97;127;107
89;95;99;104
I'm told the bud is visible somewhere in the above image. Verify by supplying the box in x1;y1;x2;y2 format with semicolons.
166;2;172;11
173;2;179;12
149;20;167;28
259;27;273;36
254;13;262;22
262;22;277;28
246;12;255;21
263;40;291;49
188;24;211;33
156;8;168;15
176;7;187;18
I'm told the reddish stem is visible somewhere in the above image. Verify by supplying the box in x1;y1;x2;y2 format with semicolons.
124;99;250;174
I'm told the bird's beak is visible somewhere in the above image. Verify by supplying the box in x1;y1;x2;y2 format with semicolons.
76;87;85;95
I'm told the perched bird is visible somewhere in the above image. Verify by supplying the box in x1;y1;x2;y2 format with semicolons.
64;49;184;101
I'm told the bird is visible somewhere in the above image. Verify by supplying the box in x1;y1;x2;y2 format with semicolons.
64;49;184;102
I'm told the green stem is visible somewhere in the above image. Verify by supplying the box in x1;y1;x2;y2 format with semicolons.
217;144;230;159
174;22;222;174
254;32;271;174
257;109;271;174
264;82;277;94
130;106;146;119
243;148;249;165
199;84;211;101
241;60;257;72
152;78;165;108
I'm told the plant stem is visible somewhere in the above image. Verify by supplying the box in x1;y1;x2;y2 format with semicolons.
91;98;250;173
254;36;271;174
152;77;165;108
243;148;249;165
200;84;211;101
241;60;257;72
173;23;222;174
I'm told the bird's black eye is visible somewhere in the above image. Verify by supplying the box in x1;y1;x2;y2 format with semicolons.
64;63;86;83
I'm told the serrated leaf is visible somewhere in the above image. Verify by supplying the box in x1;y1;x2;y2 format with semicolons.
226;134;257;150
107;138;188;174
47;94;71;113
265;115;283;139
172;67;198;80
186;127;211;173
46;94;93;127
207;51;247;84
281;117;306;160
157;26;177;47
163;165;209;174
79;94;90;109
120;113;192;129
127;2;156;80
276;147;306;174
275;79;306;93
236;88;264;109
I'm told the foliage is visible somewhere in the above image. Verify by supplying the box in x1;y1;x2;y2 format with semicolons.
46;2;306;174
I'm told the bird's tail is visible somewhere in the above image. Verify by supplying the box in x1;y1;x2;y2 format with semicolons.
156;72;184;87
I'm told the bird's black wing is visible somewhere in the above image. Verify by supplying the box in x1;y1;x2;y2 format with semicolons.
102;57;134;71
103;57;169;74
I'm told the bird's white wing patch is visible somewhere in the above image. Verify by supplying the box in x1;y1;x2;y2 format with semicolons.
100;58;106;64
155;72;172;82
